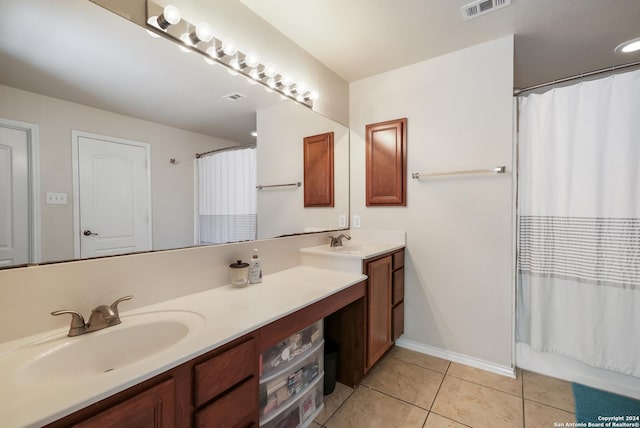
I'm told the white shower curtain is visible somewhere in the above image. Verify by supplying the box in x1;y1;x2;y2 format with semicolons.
517;69;640;376
196;147;257;244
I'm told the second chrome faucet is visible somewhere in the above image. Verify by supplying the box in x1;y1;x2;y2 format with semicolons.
51;295;133;337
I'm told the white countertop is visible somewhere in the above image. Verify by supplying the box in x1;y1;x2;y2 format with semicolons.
0;266;366;428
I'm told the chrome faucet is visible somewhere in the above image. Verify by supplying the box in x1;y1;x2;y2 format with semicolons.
51;295;132;337
329;234;351;247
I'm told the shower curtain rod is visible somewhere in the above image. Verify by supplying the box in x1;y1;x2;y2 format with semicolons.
513;60;640;96
195;144;256;158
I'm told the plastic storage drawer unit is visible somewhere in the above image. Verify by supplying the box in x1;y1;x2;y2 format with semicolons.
261;374;324;428
260;320;323;378
260;341;324;421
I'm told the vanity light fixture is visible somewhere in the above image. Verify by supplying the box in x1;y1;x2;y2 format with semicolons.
145;0;318;107
615;37;640;53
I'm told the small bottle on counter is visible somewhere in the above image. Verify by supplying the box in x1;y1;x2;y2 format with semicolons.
249;249;262;284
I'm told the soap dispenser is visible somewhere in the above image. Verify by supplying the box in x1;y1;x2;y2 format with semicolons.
249;249;262;284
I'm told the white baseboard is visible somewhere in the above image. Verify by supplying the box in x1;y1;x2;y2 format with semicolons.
516;343;640;400
395;337;516;378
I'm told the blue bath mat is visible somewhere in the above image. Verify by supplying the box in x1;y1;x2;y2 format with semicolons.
572;383;640;424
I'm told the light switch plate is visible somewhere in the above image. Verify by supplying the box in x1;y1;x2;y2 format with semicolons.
338;214;347;228
46;192;67;204
353;215;361;228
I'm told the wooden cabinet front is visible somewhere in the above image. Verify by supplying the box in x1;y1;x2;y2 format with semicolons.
303;132;334;207
364;249;406;371
73;379;175;428
365;255;393;369
365;118;407;206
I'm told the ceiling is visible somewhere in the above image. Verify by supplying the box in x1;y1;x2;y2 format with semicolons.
239;0;640;89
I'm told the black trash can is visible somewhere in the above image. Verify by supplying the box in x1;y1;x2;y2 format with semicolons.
324;340;338;395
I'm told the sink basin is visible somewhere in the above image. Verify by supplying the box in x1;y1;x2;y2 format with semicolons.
300;242;404;259
5;310;204;385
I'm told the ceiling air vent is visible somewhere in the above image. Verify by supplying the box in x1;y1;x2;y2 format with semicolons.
221;92;247;103
462;0;512;20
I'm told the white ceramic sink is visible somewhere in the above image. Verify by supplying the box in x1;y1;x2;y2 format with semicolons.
300;242;404;259
4;310;205;385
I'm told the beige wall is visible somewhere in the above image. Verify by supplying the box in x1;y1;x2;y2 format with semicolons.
256;102;349;239
0;84;240;262
349;36;515;368
0;231;334;343
90;0;349;125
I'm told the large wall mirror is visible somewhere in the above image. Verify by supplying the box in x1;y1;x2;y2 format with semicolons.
0;0;349;268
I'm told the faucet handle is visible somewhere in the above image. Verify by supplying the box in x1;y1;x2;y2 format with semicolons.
109;295;132;317
51;310;87;337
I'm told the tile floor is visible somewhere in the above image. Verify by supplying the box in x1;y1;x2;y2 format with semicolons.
314;346;576;428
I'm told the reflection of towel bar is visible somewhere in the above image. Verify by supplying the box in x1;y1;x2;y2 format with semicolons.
412;166;506;179
256;181;302;190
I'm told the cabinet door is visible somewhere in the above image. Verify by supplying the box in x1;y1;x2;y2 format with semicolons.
75;378;175;428
365;118;407;206
366;256;393;369
303;132;334;207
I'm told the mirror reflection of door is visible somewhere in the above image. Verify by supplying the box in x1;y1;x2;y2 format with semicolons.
0;119;39;267
72;132;152;259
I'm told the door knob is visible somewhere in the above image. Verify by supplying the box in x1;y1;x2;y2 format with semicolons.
83;230;98;236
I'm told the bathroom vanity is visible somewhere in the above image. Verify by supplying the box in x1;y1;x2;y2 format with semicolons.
0;238;405;427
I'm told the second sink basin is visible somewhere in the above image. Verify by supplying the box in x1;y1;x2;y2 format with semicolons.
6;310;205;385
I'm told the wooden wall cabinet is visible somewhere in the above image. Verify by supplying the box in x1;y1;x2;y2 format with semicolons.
303;132;334;207
363;249;405;371
365;118;407;206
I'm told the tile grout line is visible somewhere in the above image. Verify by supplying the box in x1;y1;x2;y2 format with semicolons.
318;386;356;427
445;372;524;400
387;355;450;376
429;410;475;428
362;383;433;412
523;397;576;415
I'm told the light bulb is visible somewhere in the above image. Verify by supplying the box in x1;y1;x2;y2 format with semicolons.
157;5;181;30
264;63;277;78
221;38;237;56
297;82;308;94
229;57;241;70
180;32;192;46
281;75;293;87
251;131;258;137
195;23;214;42
244;52;260;68
310;90;319;100
267;78;276;88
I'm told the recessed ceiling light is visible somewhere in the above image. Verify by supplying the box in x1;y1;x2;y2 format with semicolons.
615;37;640;53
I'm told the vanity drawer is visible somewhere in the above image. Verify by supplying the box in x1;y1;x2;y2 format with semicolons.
194;337;257;407
393;250;404;270
195;376;258;428
392;268;405;305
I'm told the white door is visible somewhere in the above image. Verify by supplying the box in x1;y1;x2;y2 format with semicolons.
0;126;29;266
74;132;151;259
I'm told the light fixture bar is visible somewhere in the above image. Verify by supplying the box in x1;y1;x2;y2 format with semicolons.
145;1;317;108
